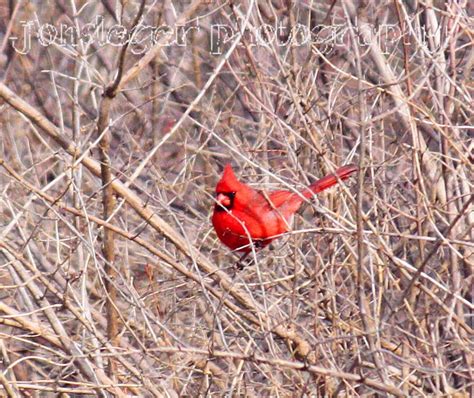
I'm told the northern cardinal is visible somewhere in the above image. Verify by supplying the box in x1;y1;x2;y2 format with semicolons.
212;164;357;252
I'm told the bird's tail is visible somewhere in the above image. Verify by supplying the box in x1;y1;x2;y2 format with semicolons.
302;165;357;198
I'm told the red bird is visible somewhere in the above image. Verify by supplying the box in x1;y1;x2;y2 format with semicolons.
212;164;357;252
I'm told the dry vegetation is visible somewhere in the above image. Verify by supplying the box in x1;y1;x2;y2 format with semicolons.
0;0;472;396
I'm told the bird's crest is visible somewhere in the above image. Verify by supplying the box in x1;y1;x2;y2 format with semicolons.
216;164;244;193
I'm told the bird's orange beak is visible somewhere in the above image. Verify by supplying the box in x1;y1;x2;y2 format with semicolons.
216;193;231;207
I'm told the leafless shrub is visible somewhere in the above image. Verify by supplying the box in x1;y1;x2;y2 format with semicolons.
0;0;472;396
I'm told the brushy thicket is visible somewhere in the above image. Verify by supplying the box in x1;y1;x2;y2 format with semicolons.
0;0;472;396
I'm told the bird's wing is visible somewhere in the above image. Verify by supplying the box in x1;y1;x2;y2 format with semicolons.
267;190;304;216
266;190;295;208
